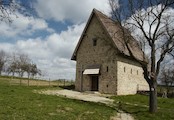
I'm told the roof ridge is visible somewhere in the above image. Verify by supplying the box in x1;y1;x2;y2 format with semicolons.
93;8;116;23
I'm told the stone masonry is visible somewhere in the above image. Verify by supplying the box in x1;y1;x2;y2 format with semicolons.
72;9;149;95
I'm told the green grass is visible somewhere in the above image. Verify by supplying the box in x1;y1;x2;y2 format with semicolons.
1;77;174;120
0;79;116;120
111;94;174;120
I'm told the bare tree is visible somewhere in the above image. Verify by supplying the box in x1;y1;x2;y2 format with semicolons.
30;63;41;78
25;63;41;86
0;0;33;22
109;0;174;113
25;63;31;79
18;53;31;77
0;50;7;75
4;52;41;84
6;53;18;76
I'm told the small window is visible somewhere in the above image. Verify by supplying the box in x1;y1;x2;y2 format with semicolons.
93;38;97;46
131;69;132;74
137;70;138;75
107;66;109;72
124;67;126;72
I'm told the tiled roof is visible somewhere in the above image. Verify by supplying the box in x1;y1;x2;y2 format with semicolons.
71;9;147;63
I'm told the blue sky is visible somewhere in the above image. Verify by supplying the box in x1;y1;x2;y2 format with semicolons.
1;0;174;80
0;0;111;80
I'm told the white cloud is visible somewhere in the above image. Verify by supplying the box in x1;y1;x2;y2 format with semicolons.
35;0;111;23
0;43;14;53
46;23;85;58
0;12;54;37
0;0;112;80
0;23;85;80
16;38;51;59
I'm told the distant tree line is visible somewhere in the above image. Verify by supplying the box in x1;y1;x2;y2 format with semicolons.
159;65;174;96
0;50;41;78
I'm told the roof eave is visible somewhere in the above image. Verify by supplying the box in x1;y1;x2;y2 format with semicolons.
71;55;76;61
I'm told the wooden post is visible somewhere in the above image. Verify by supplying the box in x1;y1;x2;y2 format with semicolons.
10;76;13;86
37;78;39;87
28;78;29;86
20;79;22;86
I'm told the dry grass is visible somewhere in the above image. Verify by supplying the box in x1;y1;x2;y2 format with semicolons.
0;77;74;87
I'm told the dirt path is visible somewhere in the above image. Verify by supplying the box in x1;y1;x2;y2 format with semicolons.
38;89;114;105
36;89;134;120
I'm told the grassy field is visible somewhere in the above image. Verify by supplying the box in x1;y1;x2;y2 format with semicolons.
111;95;174;120
0;77;174;120
0;75;74;87
0;78;116;120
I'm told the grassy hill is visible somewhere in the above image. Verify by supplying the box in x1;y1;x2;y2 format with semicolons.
0;77;116;120
0;76;174;120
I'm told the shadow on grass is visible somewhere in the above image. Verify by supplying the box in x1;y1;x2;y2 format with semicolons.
122;107;148;114
117;102;148;114
59;85;75;90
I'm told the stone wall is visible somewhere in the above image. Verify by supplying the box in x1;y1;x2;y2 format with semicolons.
116;56;149;95
74;13;149;95
75;14;118;94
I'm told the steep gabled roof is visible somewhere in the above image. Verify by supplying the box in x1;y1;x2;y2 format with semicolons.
71;9;147;63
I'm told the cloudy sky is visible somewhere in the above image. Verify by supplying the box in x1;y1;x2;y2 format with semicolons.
0;0;111;80
1;0;174;80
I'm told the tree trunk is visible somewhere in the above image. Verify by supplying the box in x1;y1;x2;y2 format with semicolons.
27;72;30;79
20;72;24;77
0;66;3;75
149;81;157;113
12;72;15;76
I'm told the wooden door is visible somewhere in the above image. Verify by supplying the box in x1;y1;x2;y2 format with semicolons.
91;76;99;91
